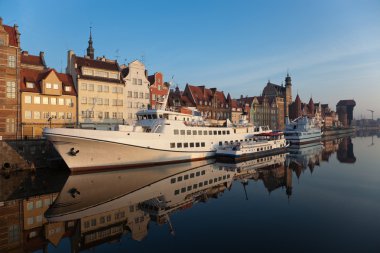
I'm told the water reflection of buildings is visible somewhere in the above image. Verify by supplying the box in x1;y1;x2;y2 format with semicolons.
0;136;356;252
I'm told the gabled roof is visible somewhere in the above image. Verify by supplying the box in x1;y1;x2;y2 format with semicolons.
187;84;227;104
21;51;46;68
75;56;120;72
20;68;77;96
3;25;19;47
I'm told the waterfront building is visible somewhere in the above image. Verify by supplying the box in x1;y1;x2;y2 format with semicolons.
148;72;169;109
235;96;255;123
167;85;195;111
121;60;150;125
0;17;21;140
66;30;124;129
336;100;356;127
20;67;77;138
229;96;243;124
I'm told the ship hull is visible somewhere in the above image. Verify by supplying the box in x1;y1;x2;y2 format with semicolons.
46;133;215;173
216;147;287;163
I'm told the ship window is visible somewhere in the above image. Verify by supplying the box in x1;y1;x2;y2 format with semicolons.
187;130;191;135
214;131;217;135
178;176;183;182
204;130;208;135
218;131;221;135
170;143;175;148
190;143;194;148
180;130;185;135
201;170;205;175
177;143;182;148
209;130;212;135
190;173;195;178
174;130;179;135
223;131;226;135
174;189;179;195
171;178;176;184
187;186;192;191
147;115;152;119
196;143;200;147
193;130;197;135
184;143;189;148
234;129;236;133
198;130;202;135
227;130;230;134
184;175;189;180
181;187;186;193
219;142;222;146
201;142;205;147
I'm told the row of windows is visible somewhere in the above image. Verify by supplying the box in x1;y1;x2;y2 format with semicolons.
170;170;206;184
81;111;123;119
8;55;16;68
82;68;119;79
27;215;43;225
25;111;73;120
173;129;230;136
25;96;73;106
83;211;125;229
173;174;231;195
170;142;206;148
6;81;16;98
132;78;143;85
80;83;123;93
126;102;146;109
26;198;52;211
127;91;150;99
81;97;123;106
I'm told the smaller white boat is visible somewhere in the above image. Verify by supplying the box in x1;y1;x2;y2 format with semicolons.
215;131;288;162
284;116;322;145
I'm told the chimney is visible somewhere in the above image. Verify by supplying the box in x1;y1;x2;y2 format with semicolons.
22;51;29;56
40;51;47;68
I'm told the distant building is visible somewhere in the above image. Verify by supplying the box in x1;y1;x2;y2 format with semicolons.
121;60;150;125
0;17;21;139
66;30;124;129
235;96;255;123
148;72;169;109
336;100;356;127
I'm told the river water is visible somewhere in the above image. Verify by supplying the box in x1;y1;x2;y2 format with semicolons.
1;133;379;253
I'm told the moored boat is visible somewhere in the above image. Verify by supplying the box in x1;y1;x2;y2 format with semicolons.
284;116;322;145
215;131;288;162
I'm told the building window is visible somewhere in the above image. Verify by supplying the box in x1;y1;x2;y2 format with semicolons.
112;112;117;119
133;78;137;85
80;83;87;90
25;111;32;119
58;98;64;105
27;217;34;225
8;55;16;68
138;79;142;85
27;202;34;210
58;112;65;119
43;97;49;104
67;112;72;119
134;92;138;98
104;98;109;105
81;97;87;104
117;112;123;119
145;93;150;99
98;111;103;119
109;73;118;79
83;68;93;75
97;85;102;92
51;97;57;105
128;102;132;108
97;98;103;105
117;87;123;93
8;224;20;243
64;86;72;92
0;38;4;45
5;118;15;133
66;98;72;106
43;112;50;119
53;83;59;89
139;92;143;99
33;97;41;105
88;84;94;91
25;96;32;104
26;82;34;88
128;91;132;97
6;81;16;98
103;85;109;92
51;112;57;119
34;111;41;119
104;112;109;119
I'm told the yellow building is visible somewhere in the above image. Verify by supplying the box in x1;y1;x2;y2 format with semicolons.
20;68;77;138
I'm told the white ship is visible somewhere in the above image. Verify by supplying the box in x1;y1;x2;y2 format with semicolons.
215;131;288;162
284;116;322;145
43;108;271;172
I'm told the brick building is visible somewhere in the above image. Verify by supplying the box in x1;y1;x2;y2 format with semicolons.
148;72;169;109
336;100;356;127
0;17;21;140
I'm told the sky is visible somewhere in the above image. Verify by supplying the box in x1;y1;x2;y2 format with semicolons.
1;0;380;119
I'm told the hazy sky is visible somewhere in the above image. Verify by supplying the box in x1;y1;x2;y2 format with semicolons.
1;0;380;119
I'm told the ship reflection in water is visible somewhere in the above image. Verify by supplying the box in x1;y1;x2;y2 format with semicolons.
0;135;363;252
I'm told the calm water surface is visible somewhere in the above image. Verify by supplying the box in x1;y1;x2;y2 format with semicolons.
1;133;379;253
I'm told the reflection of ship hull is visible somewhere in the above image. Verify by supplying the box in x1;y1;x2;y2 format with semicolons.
286;133;321;145
45;160;214;222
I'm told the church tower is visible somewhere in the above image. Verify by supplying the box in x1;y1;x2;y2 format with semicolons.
86;27;94;59
285;73;292;103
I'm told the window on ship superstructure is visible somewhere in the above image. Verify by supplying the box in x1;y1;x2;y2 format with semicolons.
190;143;194;148
196;143;200;147
193;130;197;135
184;143;188;148
174;130;179;135
201;142;205;147
187;130;191;135
204;130;207;135
177;143;182;148
170;143;175;148
214;131;217;135
218;131;221;135
209;130;212;135
180;130;185;135
198;130;202;135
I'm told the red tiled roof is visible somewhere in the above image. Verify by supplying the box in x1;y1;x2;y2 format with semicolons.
21;53;44;66
76;56;119;71
20;68;77;96
3;25;18;47
187;84;227;104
